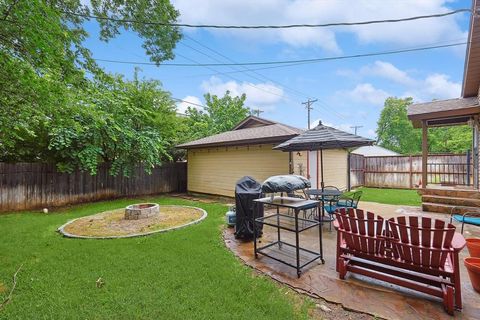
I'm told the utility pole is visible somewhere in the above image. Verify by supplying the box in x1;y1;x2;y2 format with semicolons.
251;108;264;117
302;99;317;129
350;125;363;135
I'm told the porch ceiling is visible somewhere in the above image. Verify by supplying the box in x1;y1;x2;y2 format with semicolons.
407;97;480;128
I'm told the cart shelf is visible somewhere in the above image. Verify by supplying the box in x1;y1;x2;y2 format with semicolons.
256;213;320;233
256;241;322;270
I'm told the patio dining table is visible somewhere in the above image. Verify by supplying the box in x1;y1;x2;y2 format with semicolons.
305;189;343;223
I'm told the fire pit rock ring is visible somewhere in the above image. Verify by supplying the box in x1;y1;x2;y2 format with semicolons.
125;203;159;220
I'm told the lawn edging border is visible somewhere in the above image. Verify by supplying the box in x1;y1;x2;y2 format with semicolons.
57;205;207;239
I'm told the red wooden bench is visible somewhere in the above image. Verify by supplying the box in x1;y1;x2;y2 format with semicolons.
334;208;466;315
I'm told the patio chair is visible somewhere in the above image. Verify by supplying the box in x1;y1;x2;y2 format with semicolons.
450;206;480;234
321;186;341;231
336;191;362;209
286;191;318;222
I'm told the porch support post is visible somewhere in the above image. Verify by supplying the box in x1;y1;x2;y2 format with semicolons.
473;116;479;189
422;120;428;189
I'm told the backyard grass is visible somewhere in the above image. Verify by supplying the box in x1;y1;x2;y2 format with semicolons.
354;187;422;206
0;197;313;319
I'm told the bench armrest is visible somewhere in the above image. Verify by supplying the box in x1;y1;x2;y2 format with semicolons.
452;233;466;252
333;219;340;229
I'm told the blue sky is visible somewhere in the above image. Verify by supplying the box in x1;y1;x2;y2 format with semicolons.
83;0;472;138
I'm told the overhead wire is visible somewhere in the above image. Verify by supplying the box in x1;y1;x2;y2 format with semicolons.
180;36;348;121
182;34;311;99
175;51;297;103
62;8;471;29
93;41;467;67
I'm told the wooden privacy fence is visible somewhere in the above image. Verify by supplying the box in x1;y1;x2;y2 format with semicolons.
349;153;471;189
0;162;187;212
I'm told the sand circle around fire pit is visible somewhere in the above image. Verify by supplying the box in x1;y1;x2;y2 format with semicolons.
58;205;207;239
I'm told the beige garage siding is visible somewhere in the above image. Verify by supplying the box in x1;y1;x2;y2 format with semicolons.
320;149;349;190
187;144;289;197
292;151;308;177
292;149;348;190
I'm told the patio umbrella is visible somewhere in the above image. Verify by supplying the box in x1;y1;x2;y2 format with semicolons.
273;121;374;190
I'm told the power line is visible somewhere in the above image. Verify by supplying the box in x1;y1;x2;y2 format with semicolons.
94;41;467;67
172;97;205;109
63;8;471;29
180;36;351;122
181;36;350;123
183;34;311;99
174;51;294;103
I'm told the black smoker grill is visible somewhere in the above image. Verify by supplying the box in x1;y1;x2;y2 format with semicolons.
234;176;264;239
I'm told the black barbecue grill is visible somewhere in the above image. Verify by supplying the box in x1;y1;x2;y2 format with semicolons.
234;176;264;239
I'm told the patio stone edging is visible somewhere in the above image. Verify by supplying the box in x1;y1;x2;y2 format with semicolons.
57;205;207;239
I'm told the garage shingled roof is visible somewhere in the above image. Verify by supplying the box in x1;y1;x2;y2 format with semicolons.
177;116;303;149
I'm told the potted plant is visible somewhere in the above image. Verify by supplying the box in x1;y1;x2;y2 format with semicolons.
466;238;480;258
464;257;480;293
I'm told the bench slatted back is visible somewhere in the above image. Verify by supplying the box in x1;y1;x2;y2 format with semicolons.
335;208;384;255
386;216;456;269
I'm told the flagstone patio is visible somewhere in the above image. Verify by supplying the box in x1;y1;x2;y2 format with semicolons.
224;201;480;320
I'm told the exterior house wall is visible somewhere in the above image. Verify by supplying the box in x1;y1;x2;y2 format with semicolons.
320;149;349;190
292;151;308;176
292;149;349;190
187;144;289;197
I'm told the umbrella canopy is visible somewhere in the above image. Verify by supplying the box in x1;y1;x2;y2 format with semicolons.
274;121;374;191
273;121;374;151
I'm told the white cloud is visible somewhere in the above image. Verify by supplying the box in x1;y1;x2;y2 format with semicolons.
422;73;462;99
361;61;416;86
172;0;467;51
200;76;285;110
339;61;462;102
176;95;203;114
340;83;390;106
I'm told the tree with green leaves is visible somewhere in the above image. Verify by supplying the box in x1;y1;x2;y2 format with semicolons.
184;91;251;140
376;97;421;154
0;0;183;175
47;71;178;176
376;97;472;154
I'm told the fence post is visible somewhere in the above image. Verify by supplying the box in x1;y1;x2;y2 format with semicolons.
467;150;471;186
363;155;366;187
409;155;413;189
347;152;351;191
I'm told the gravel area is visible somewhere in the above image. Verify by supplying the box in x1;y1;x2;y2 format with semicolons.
59;205;205;238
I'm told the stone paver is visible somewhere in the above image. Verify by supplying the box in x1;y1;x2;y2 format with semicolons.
224;201;480;320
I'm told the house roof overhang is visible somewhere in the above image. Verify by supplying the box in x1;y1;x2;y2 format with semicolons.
407;97;480;128
462;0;480;98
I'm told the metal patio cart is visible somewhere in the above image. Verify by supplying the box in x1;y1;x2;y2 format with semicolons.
253;196;324;278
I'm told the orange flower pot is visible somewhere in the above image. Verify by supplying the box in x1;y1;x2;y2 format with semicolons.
466;238;480;258
464;257;480;293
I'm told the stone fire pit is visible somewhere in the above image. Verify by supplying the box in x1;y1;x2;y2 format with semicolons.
125;203;159;220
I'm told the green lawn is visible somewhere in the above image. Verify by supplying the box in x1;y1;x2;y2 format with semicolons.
354;187;422;206
0;197;312;319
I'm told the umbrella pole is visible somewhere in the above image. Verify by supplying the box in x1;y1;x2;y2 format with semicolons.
320;149;324;191
320;148;325;223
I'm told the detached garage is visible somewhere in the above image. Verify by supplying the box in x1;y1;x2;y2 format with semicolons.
178;116;356;197
177;116;302;197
